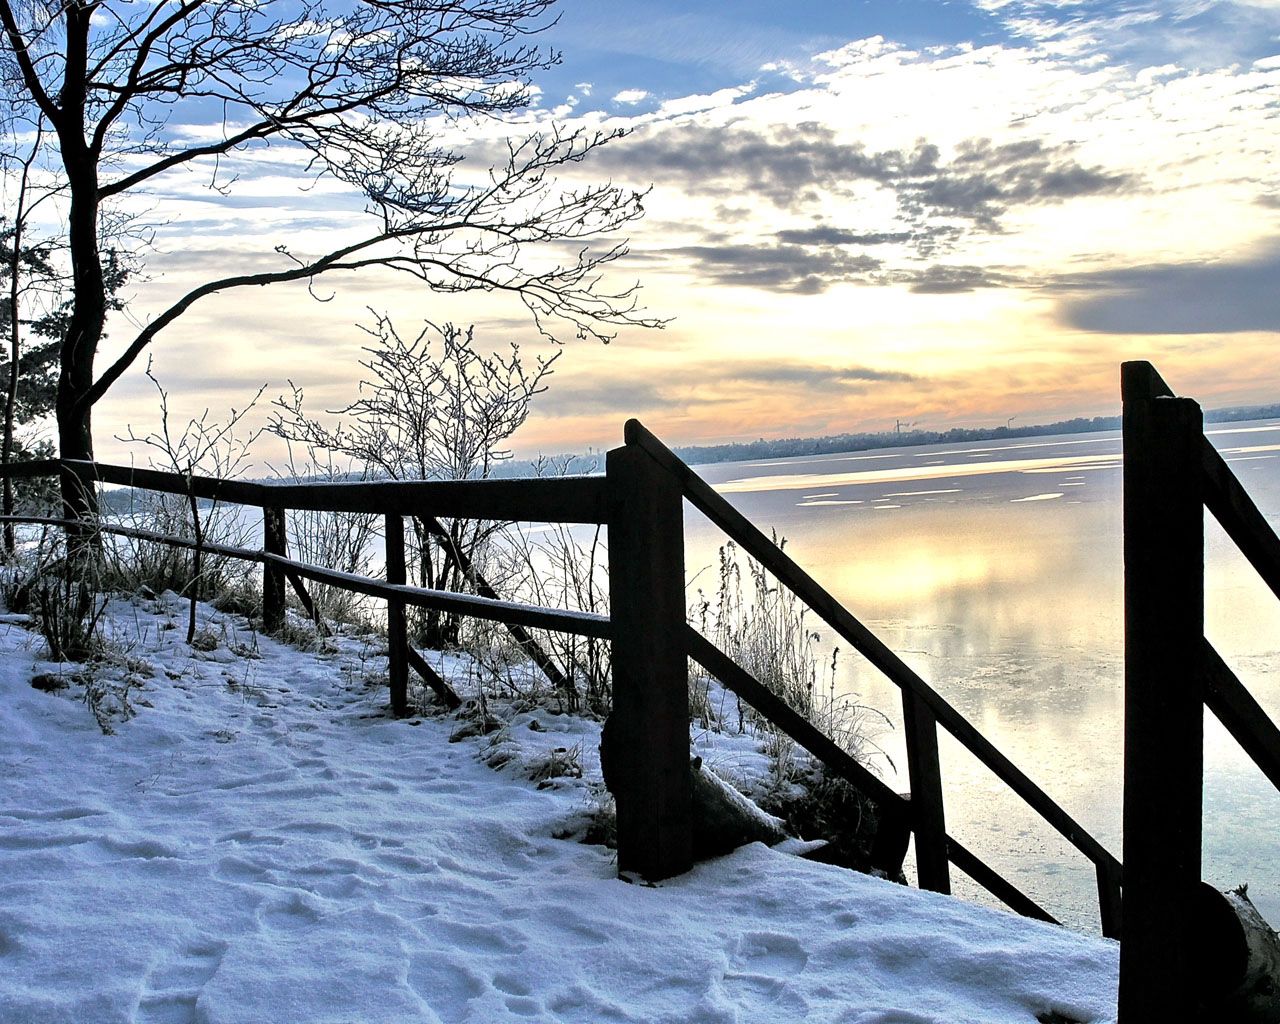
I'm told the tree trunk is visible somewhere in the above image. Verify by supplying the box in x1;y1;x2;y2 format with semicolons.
53;3;105;527
47;4;105;645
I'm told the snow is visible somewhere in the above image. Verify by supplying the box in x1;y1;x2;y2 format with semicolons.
0;595;1120;1023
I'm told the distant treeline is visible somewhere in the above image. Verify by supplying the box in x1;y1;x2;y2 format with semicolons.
662;402;1280;468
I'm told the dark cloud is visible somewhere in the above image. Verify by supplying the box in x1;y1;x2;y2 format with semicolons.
1058;247;1280;335
1258;193;1280;210
654;242;881;294
600;123;1134;248
776;227;914;246
729;363;920;389
639;237;1033;296
898;137;1132;231
884;264;1025;294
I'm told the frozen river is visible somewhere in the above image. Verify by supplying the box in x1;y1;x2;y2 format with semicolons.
683;421;1280;932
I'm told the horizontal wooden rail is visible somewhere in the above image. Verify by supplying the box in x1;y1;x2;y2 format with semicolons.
0;459;611;524
0;515;612;639
629;420;1121;882
1201;438;1280;606
1201;638;1280;792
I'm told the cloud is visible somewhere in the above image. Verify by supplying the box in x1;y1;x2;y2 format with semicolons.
537;358;918;420
612;88;649;105
1058;246;1280;334
601;122;1134;247
776;227;914;246
884;264;1026;294
643;240;1030;296
980;0;1280;69
729;363;921;388
653;242;881;294
897;137;1134;231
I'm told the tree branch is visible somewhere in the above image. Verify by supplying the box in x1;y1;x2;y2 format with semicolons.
0;0;59;124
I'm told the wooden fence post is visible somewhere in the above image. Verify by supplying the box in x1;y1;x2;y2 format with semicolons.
1118;361;1204;1022
902;688;950;893
385;513;409;717
605;438;692;881
262;507;286;635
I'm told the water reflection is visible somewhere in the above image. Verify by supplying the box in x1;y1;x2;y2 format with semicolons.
687;423;1280;931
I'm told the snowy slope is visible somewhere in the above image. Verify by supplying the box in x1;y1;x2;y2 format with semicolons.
0;595;1119;1023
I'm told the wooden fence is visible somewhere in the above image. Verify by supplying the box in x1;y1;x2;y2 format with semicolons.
0;459;614;713
8;368;1279;1019
1119;361;1280;1022
0;433;1123;931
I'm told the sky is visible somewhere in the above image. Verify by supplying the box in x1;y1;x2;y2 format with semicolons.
82;0;1280;464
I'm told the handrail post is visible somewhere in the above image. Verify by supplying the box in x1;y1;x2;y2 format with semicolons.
902;688;950;893
605;439;692;881
385;513;409;717
262;507;286;634
1118;362;1203;1022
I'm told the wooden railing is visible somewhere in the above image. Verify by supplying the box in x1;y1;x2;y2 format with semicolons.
0;458;614;714
10;371;1278;1017
3;423;1125;934
613;420;1124;935
1119;361;1280;1021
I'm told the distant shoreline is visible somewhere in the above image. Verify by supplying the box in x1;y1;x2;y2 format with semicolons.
503;402;1280;476
658;402;1280;468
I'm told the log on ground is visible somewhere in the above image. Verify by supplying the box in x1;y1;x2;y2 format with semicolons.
1193;882;1280;1022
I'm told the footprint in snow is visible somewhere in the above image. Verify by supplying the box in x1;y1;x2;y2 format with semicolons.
405;951;486;1010
723;931;811;1014
256;890;325;929
730;931;809;974
0;804;104;822
134;938;228;1024
432;918;527;956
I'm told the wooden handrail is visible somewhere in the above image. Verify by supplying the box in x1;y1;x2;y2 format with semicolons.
1201;438;1280;605
0;514;612;639
685;626;906;812
627;419;1121;881
945;835;1057;924
0;459;611;524
1200;638;1280;792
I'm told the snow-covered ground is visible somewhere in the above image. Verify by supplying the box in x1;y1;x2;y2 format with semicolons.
0;594;1119;1023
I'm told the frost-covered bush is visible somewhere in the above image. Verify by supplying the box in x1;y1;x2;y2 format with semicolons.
689;539;887;786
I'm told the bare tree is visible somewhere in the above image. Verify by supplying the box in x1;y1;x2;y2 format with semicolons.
0;0;657;525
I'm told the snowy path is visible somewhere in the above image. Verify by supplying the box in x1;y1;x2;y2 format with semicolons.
0;597;1118;1023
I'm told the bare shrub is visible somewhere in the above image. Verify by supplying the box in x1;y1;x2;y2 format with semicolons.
271;314;558;648
110;363;262;620
273;442;379;627
493;525;609;712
